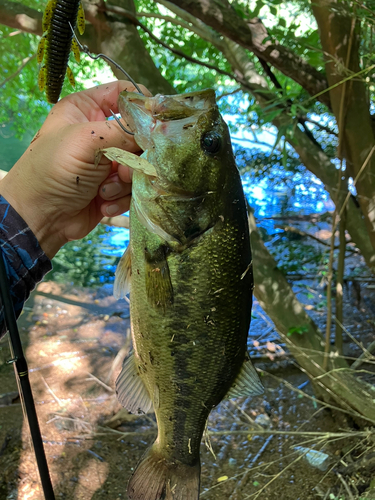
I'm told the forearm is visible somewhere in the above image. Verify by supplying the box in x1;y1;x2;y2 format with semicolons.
0;196;52;338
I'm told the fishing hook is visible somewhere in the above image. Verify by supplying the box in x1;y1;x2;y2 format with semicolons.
69;22;142;135
109;109;134;136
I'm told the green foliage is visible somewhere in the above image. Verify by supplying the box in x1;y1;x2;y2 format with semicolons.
0;11;111;138
46;225;120;287
287;325;309;337
271;238;326;274
135;1;234;94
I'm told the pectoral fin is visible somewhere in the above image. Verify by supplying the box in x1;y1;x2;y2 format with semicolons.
133;192;180;244
145;245;173;308
114;246;131;300
101;148;157;177
226;352;264;399
115;351;153;414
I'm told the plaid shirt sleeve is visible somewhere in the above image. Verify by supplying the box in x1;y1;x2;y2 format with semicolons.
0;195;52;339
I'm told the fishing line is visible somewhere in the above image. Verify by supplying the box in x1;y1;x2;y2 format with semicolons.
0;250;55;500
69;22;143;136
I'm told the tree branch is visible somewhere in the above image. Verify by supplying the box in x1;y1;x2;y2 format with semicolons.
0;0;42;35
104;4;237;79
162;0;331;108
0;0;98;47
303;117;338;136
104;3;272;95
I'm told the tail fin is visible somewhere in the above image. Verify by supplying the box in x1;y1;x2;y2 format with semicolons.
127;447;200;500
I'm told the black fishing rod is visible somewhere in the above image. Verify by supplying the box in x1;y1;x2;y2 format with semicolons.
0;249;55;500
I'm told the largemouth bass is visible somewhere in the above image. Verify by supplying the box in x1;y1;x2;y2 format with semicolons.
112;89;263;500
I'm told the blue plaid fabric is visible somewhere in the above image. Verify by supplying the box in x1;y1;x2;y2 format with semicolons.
0;195;52;338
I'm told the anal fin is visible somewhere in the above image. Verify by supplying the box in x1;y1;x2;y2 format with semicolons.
115;351;153;414
226;352;264;399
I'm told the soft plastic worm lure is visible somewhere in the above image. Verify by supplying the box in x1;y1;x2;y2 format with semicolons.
37;0;85;103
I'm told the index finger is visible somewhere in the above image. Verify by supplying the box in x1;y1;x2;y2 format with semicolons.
52;80;151;125
80;80;151;117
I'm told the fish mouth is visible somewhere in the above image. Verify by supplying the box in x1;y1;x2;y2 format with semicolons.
117;89;217;151
119;89;216;123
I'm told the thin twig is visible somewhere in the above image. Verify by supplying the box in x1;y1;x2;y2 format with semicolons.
0;54;36;89
336;472;355;500
40;376;64;407
302;117;338;136
277;225;337;247
103;4;235;79
335;207;345;356
85;373;114;393
351;340;375;369
262;368;375;424
324;157;345;370
333;317;371;356
304;63;375;104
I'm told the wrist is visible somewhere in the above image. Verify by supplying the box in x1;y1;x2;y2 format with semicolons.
0;170;66;260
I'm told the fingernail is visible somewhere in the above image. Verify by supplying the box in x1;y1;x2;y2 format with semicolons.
106;204;120;216
102;182;122;198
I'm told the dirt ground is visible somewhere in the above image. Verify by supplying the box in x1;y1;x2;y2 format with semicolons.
0;280;375;500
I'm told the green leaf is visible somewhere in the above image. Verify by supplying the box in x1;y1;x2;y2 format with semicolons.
287;325;309;337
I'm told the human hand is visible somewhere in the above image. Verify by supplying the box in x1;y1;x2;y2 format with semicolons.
0;81;148;260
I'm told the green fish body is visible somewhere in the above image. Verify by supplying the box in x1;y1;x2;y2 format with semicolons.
113;90;263;500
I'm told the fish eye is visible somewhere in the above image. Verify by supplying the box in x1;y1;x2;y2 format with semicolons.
201;132;221;155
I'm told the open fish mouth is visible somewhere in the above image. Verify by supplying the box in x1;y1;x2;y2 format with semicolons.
119;89;216;124
118;89;217;152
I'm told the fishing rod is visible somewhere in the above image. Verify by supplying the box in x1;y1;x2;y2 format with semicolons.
0;18;144;499
0;250;55;500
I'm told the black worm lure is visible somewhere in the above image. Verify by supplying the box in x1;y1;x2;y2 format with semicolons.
37;0;85;103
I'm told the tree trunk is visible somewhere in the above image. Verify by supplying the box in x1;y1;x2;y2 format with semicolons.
311;0;375;254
